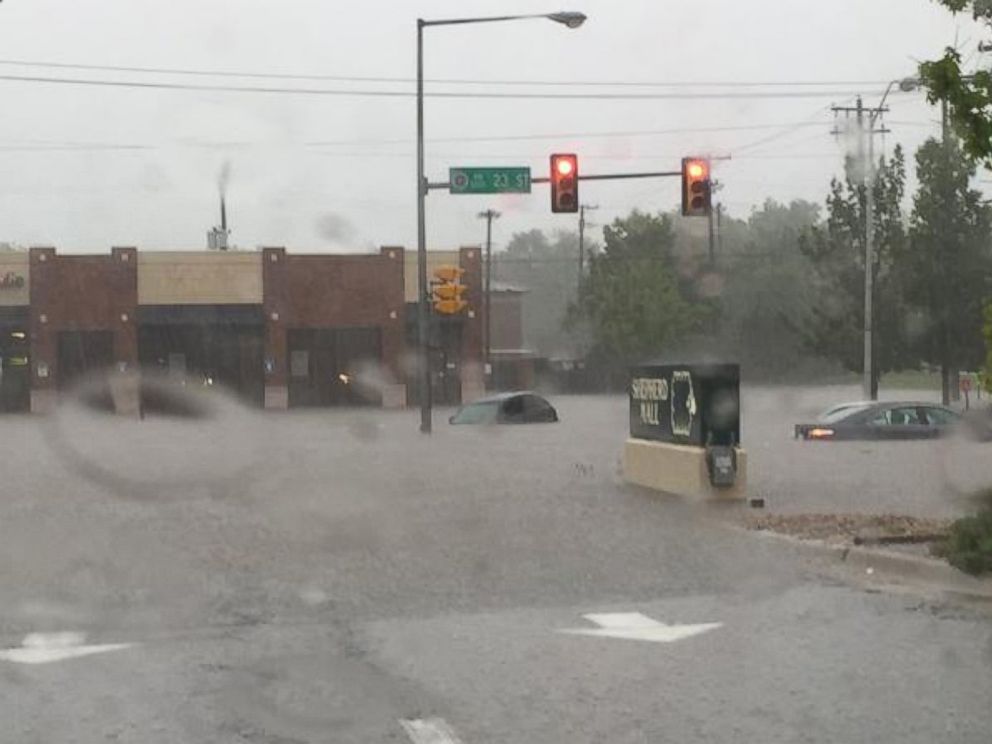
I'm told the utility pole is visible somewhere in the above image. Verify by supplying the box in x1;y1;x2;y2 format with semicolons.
707;201;716;265
939;98;957;405
706;180;722;265
716;203;723;256
578;204;597;292
478;209;500;386
832;96;889;400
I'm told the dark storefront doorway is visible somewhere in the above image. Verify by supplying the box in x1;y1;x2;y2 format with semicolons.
138;306;264;406
405;309;464;407
0;310;30;412
287;327;382;407
57;330;114;391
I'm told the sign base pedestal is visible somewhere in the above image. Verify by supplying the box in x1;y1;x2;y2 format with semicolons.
622;438;747;500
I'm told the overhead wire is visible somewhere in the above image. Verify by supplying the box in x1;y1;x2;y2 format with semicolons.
306;121;829;147
0;72;890;100
0;58;895;89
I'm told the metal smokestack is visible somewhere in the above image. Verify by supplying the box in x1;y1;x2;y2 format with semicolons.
214;160;231;250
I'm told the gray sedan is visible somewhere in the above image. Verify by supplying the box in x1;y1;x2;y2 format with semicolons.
794;401;961;440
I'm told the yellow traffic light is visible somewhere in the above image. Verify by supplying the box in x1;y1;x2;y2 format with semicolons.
431;265;469;315
434;283;467;302
433;265;464;283
433;298;467;315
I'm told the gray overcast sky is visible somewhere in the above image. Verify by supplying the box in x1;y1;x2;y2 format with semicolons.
0;0;984;253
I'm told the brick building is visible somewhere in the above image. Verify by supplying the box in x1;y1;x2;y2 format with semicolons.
0;245;483;413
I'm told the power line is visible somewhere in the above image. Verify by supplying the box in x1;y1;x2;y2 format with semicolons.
307;122;829;147
0;58;895;89
492;252;803;264
735;101;850;153
0;72;889;100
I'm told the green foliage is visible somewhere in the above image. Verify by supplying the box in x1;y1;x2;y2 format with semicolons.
922;2;992;165
940;510;992;575
716;200;821;377
981;302;992;392
800;146;910;383
568;211;708;367
902;137;992;374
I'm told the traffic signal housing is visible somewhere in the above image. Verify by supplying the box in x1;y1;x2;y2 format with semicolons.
431;265;468;315
550;153;579;213
681;157;711;217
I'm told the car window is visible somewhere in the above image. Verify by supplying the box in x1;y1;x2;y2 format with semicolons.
820;404;872;423
923;407;960;425
501;396;525;422
450;401;499;424
523;395;556;422
870;407;925;426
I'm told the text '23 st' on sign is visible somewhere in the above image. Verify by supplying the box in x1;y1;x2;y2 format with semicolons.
449;167;531;194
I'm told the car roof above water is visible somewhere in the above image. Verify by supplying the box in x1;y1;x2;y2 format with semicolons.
465;391;538;405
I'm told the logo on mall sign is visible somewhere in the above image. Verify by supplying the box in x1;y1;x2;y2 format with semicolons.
0;272;25;290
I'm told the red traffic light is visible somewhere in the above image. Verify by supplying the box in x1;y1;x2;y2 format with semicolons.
681;157;711;217
550;153;579;213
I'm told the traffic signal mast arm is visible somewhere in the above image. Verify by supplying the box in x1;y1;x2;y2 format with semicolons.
425;168;683;191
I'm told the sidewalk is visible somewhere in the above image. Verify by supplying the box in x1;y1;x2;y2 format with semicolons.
745;526;992;603
728;510;992;603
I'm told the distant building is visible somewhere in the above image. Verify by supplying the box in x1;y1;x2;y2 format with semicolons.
488;282;537;391
0;245;491;414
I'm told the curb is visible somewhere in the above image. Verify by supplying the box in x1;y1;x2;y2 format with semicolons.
741;527;992;600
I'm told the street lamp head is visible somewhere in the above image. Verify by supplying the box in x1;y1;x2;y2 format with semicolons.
899;77;921;92
547;11;587;29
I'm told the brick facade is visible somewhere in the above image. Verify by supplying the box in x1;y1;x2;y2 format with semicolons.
5;245;474;413
261;246;406;409
29;247;138;411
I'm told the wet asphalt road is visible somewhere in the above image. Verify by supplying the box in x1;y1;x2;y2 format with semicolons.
0;390;990;743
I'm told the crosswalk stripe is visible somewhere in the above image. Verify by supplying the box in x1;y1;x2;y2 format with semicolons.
400;717;464;744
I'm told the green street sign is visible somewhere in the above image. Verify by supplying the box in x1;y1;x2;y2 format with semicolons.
449;167;531;194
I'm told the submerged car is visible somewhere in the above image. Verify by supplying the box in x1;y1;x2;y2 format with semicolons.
795;401;961;441
449;391;559;425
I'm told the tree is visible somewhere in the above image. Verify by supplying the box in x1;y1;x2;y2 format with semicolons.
568;210;707;379
716;200;821;379
920;2;992;165
902;137;992;401
981;302;992;392
800;146;910;394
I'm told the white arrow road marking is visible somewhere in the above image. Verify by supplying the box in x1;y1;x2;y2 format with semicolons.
401;717;464;744
558;612;722;643
0;631;134;665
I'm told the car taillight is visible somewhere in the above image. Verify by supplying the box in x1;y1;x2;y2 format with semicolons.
808;428;835;439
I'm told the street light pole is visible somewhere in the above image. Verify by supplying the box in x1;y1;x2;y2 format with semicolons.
415;10;586;434
416;19;430;433
864;105;876;400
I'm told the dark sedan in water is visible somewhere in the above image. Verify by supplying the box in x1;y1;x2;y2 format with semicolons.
449;392;559;425
795;401;961;440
